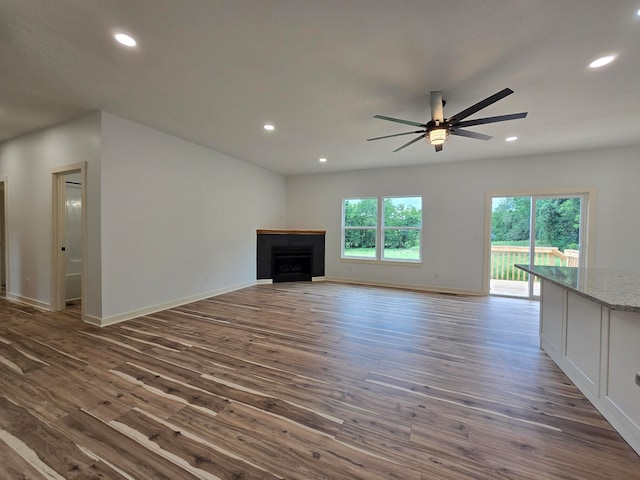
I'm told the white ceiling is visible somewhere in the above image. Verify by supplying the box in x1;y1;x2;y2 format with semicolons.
2;1;640;175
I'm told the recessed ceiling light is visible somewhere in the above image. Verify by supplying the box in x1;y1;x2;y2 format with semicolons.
319;158;327;163
637;8;640;16
506;136;518;142
263;124;275;131
114;33;137;47
589;55;616;68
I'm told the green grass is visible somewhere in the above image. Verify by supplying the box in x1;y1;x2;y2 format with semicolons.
491;240;530;246
344;247;376;258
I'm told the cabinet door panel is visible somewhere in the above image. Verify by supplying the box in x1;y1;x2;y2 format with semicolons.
565;292;601;394
608;311;640;429
540;281;564;361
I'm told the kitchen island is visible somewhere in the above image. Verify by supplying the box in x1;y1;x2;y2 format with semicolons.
515;264;640;455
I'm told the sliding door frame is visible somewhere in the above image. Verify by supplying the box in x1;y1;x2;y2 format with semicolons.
483;186;598;296
529;193;586;298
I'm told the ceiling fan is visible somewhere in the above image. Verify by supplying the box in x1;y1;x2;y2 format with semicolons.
368;88;527;152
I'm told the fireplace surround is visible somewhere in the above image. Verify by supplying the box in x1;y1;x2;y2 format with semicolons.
257;229;325;282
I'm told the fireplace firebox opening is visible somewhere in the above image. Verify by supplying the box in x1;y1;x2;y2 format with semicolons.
272;247;313;282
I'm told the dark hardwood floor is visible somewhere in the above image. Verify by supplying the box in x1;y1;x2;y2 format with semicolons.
0;282;639;479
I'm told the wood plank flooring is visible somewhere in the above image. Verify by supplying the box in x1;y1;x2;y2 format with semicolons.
1;282;639;479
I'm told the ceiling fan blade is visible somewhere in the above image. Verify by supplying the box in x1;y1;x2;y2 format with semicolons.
392;133;426;152
450;129;492;141
452;112;528;129
435;144;443;152
430;91;444;122
448;88;514;123
367;130;426;141
374;115;425;128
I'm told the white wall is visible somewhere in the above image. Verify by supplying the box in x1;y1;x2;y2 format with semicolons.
285;143;640;293
0;113;102;315
0;111;285;325
3;110;636;321
99;113;286;323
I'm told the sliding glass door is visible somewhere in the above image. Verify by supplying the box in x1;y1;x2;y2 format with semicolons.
490;194;585;298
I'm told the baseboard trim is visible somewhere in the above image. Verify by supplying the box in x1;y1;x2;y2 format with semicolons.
83;314;103;327
324;277;483;296
5;293;50;311
95;281;256;327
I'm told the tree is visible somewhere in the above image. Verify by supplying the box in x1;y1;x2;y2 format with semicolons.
344;199;377;248
492;196;581;252
536;198;580;251
491;197;531;242
383;199;421;249
344;198;422;251
345;198;377;227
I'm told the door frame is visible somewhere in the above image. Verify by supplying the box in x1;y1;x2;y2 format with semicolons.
0;177;8;295
51;163;87;317
483;186;598;296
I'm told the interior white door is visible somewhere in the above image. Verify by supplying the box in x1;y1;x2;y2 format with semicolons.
64;176;82;301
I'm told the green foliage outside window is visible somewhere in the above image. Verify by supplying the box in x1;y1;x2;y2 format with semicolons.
535;198;581;251
383;198;421;255
492;196;580;252
343;196;422;261
491;196;531;243
344;199;377;250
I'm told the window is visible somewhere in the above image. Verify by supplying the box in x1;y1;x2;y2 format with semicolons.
383;196;422;261
342;196;422;262
343;198;377;259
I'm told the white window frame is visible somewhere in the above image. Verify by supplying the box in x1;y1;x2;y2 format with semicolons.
341;196;422;264
341;197;378;260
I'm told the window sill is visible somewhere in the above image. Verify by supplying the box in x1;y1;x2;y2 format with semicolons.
340;257;422;267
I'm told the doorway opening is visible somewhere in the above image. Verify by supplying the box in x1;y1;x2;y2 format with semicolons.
486;189;594;299
51;164;86;316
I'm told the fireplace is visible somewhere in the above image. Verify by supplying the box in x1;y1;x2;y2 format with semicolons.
257;229;325;282
272;247;313;282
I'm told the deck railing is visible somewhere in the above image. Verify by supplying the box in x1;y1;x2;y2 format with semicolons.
565;249;580;267
491;246;580;281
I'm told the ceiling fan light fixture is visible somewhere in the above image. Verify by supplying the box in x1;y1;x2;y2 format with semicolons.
428;128;448;146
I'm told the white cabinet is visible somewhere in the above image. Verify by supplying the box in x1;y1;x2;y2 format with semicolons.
605;310;640;449
538;279;640;455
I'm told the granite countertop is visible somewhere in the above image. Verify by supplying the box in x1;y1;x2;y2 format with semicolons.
515;264;640;312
